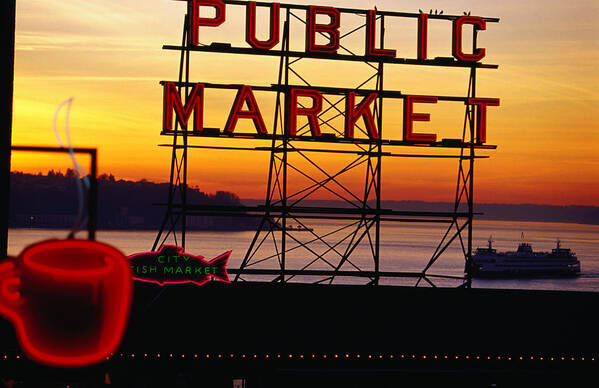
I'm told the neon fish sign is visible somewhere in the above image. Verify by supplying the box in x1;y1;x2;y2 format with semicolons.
128;245;231;286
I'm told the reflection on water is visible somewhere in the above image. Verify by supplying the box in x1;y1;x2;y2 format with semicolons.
8;220;599;292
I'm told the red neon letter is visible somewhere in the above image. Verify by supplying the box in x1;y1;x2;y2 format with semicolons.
163;82;205;132
345;92;379;139
190;0;226;46
365;9;396;58
287;88;323;137
305;6;340;54
403;95;438;142
225;85;268;134
246;1;280;49
452;16;486;62
417;13;428;60
467;98;500;143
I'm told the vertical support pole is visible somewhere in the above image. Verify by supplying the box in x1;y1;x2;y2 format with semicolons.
373;14;386;286
181;17;191;250
88;150;98;240
236;18;290;282
280;7;291;283
153;14;189;251
465;28;479;288
267;20;288;204
2;0;16;257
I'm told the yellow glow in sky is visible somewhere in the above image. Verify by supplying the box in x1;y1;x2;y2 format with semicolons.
11;0;599;206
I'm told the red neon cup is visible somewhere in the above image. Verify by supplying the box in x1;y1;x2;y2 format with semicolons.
0;239;133;367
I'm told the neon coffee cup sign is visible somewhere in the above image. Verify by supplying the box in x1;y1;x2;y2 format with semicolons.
0;239;133;367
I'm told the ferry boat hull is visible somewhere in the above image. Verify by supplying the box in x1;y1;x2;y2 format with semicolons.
469;240;581;278
470;266;581;278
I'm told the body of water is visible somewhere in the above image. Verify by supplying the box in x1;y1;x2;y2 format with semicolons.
7;219;599;292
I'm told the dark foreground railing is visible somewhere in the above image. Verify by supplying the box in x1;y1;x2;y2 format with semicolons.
1;283;597;386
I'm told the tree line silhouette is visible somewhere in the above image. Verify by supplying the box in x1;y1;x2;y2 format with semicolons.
10;170;598;230
9;170;259;231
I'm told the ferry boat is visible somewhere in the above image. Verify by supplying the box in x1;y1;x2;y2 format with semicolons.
469;238;581;278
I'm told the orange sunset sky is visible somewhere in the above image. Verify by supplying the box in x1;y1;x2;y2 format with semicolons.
11;0;599;206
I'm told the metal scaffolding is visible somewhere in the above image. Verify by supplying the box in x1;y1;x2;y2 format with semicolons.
153;1;499;287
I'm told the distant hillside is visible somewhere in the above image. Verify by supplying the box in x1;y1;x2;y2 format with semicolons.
383;201;599;225
9;171;259;231
241;199;599;225
10;171;597;230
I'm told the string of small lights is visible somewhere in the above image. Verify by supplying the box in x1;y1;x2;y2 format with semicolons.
4;352;594;362
1;352;596;362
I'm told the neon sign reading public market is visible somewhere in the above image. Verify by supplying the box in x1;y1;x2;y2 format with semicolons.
162;0;499;143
